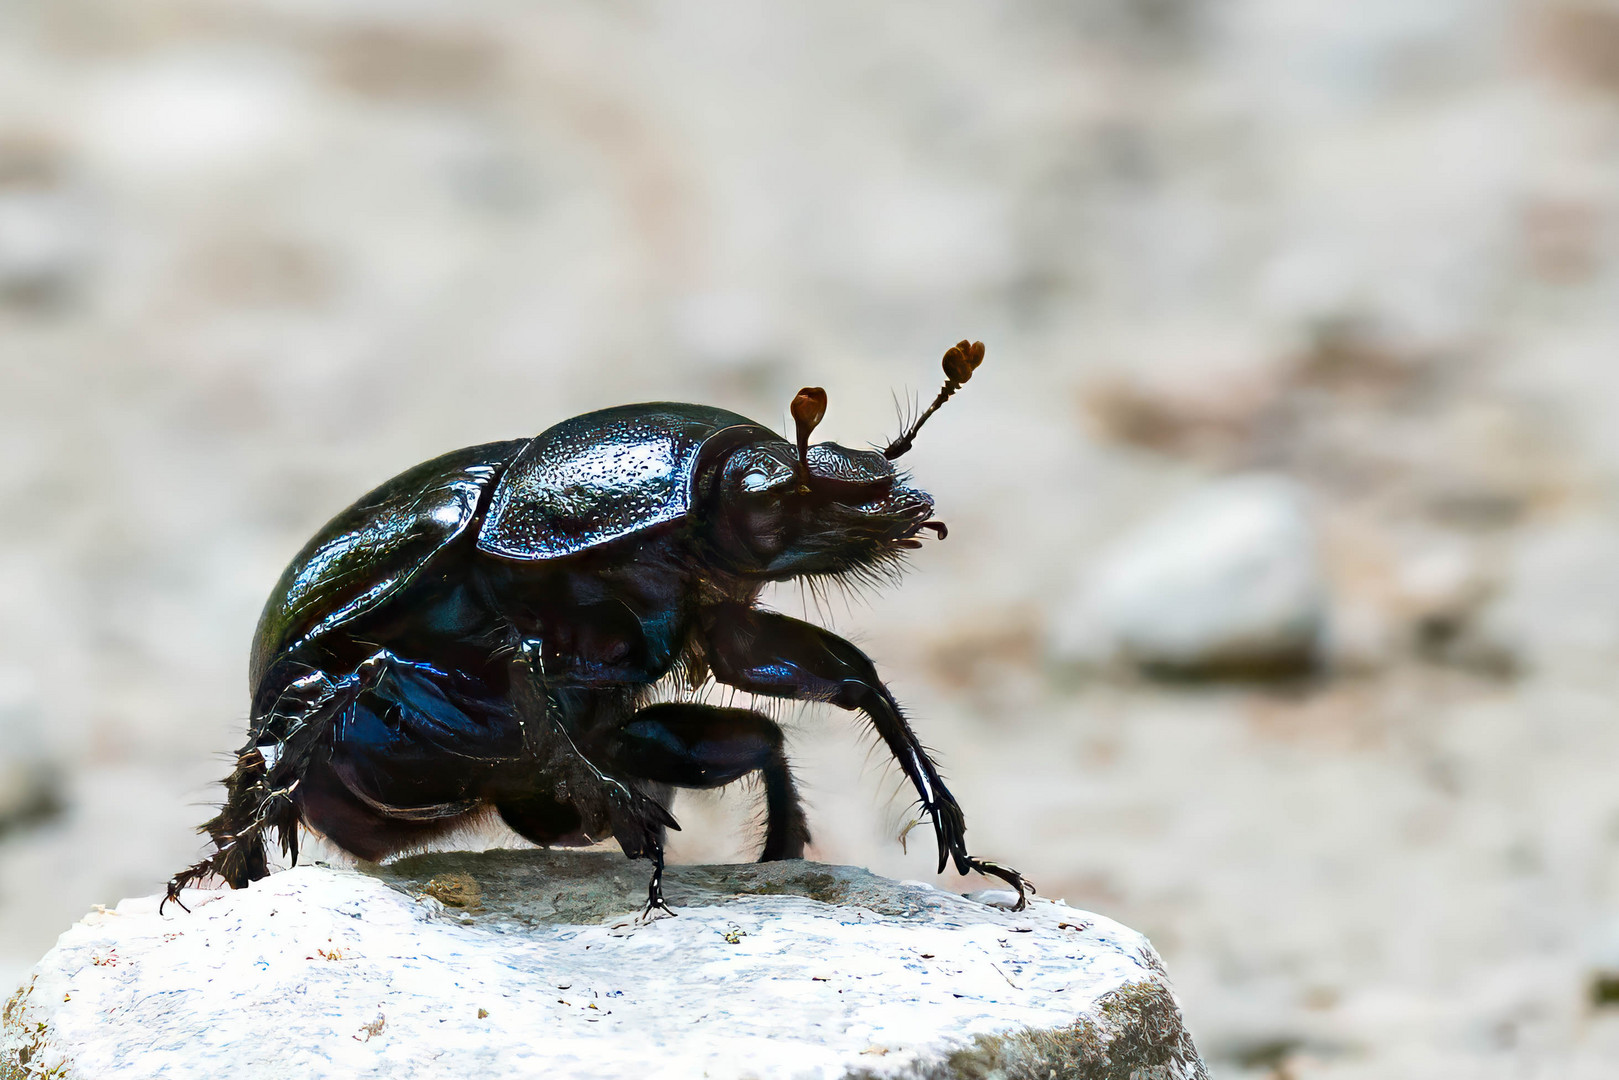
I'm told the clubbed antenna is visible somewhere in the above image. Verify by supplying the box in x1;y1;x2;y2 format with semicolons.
790;386;827;487
883;339;985;460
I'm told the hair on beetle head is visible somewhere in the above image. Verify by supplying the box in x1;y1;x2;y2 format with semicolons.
883;339;984;460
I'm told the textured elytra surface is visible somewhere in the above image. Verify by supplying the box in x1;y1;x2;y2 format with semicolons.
251;441;523;684
2;852;1204;1080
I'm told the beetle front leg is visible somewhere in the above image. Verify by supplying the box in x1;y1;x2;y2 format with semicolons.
700;604;1029;908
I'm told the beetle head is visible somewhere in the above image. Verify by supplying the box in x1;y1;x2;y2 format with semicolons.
701;340;982;580
705;435;938;580
702;401;950;581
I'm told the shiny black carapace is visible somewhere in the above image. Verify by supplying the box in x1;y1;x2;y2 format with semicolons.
168;340;1027;914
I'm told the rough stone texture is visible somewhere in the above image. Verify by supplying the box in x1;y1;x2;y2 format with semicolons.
1;852;1205;1080
1054;474;1325;676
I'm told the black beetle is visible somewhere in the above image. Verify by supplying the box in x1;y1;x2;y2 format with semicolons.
167;340;1027;914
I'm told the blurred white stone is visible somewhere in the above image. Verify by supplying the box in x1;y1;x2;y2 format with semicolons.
1054;475;1325;676
2;852;1206;1080
0;188;89;302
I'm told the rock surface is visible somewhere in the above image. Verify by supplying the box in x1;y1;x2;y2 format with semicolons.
1;851;1204;1080
1055;475;1326;677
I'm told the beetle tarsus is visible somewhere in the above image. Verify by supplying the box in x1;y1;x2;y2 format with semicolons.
921;794;969;875
159;877;193;915
965;857;1033;911
923;799;1032;911
639;848;677;923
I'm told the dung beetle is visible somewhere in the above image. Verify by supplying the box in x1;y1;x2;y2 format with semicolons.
167;340;1028;915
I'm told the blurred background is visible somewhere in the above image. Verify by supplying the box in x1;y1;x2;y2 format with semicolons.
5;0;1619;1075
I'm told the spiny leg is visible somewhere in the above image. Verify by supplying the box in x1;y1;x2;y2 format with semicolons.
701;603;1030;909
164;647;514;912
702;605;958;867
163;656;388;911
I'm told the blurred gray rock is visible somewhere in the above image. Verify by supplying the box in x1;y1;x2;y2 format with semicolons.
0;676;62;837
1587;915;1619;1009
1054;475;1325;677
0;187;89;307
0;758;60;839
3;851;1206;1080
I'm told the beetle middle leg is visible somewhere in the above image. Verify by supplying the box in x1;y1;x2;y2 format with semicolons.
595;702;811;861
701;603;1030;908
502;642;683;916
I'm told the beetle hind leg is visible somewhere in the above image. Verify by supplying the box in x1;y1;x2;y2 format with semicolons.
163;666;340;911
163;746;277;910
164;651;451;912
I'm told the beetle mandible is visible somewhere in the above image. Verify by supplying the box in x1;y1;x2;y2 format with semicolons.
167;340;1028;915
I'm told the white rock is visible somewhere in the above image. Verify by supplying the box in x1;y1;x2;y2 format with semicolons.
1055;475;1325;676
2;852;1206;1080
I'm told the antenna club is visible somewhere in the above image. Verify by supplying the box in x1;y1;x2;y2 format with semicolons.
943;340;985;386
791;387;827;432
882;339;987;460
790;386;827;486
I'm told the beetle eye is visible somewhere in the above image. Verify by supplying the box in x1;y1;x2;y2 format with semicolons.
736;457;794;494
